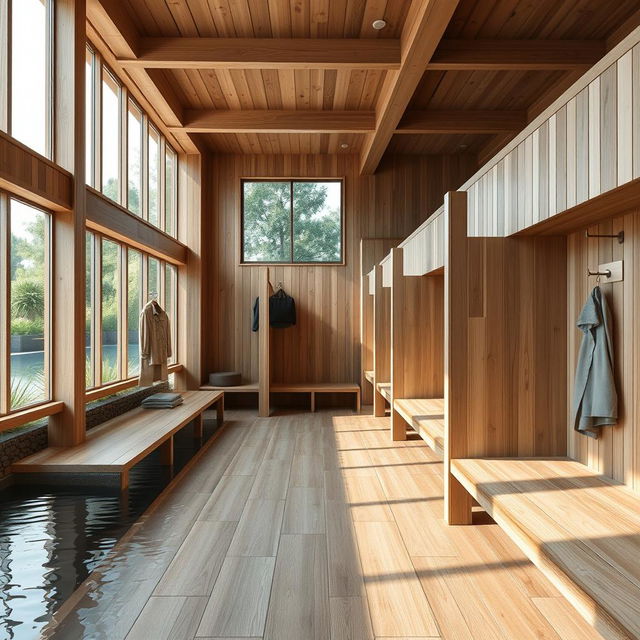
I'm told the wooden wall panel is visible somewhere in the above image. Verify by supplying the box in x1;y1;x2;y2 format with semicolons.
360;238;401;404
567;209;639;491
206;153;474;388
458;28;640;236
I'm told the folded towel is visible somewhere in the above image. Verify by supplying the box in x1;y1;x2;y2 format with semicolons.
142;392;182;404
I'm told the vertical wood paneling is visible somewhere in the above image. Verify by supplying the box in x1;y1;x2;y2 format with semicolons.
567;210;640;492
576;88;589;204
600;66;617;194
566;98;577;210
207;154;473;387
617;52;633;186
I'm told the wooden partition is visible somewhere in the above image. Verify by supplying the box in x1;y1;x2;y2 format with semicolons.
373;264;392;417
445;191;568;524
258;268;271;417
360;238;401;405
390;247;445;442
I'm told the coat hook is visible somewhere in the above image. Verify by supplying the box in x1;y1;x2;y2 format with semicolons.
585;230;624;244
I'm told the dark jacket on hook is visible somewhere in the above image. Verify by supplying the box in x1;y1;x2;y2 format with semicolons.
571;285;617;438
252;289;297;331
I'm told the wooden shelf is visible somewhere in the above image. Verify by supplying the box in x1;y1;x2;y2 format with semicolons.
452;457;640;640
200;383;259;393
271;382;359;393
394;398;444;456
376;382;391;402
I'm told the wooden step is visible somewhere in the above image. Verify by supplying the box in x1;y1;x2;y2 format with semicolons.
376;382;391;402
394;398;444;456
451;457;640;640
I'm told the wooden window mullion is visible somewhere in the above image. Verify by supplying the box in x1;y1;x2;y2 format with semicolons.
120;245;128;381
94;235;103;387
0;193;9;414
290;180;294;263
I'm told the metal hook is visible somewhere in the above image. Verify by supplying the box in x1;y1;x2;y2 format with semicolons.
585;230;624;244
587;269;612;284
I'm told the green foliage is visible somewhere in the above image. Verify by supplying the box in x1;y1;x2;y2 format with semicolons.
102;177;119;203
242;181;341;263
11;317;44;335
10;368;44;410
11;280;45;322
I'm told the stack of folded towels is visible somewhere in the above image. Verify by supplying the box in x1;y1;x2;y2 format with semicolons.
141;392;183;409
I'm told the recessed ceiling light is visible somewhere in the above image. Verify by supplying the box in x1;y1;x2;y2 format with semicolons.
340;142;350;149
372;19;387;30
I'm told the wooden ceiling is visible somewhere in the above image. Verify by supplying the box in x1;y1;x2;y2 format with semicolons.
87;0;640;173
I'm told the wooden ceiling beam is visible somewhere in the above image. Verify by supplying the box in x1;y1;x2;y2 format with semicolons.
397;110;527;134
118;37;401;70
428;39;606;70
177;110;376;134
87;0;197;153
359;0;461;175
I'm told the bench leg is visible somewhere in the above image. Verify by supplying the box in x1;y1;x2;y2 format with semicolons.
355;390;361;413
446;473;473;525
120;470;129;491
159;437;174;466
216;397;224;427
194;414;204;439
310;392;316;412
374;389;386;417
391;407;407;441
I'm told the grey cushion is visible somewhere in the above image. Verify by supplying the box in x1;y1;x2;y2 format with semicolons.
209;371;242;387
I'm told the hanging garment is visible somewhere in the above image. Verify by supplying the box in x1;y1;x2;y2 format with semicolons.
571;285;617;438
139;300;172;387
251;290;297;332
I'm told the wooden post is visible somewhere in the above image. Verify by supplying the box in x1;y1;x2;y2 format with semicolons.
159;437;174;465
373;265;389;417
258;268;271;417
390;248;407;440
49;0;87;446
176;154;204;391
193;413;203;439
444;191;472;525
216;395;224;426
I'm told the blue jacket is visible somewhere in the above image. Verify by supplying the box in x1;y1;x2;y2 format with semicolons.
572;286;618;438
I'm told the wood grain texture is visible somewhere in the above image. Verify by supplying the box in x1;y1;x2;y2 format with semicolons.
206;153;474;394
125;596;207;640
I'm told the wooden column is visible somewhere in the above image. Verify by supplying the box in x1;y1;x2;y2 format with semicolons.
49;0;87;446
258;267;271;417
176;154;203;390
444;191;472;525
390;248;407;440
373;264;390;417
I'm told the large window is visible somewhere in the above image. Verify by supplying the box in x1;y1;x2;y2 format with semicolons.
5;0;53;157
85;232;178;390
241;180;343;264
85;45;179;236
1;195;51;415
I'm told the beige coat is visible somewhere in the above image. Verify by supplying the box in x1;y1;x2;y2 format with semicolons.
139;301;172;387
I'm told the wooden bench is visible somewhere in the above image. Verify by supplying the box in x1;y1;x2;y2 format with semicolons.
364;370;374;384
451;457;640;640
394;398;444;456
376;382;391;403
270;383;361;412
12;390;224;490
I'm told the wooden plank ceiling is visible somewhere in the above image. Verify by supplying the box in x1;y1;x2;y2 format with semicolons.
87;0;640;173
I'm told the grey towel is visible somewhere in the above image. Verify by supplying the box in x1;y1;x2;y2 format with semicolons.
571;286;617;438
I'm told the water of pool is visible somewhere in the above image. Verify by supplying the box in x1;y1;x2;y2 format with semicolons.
0;416;219;640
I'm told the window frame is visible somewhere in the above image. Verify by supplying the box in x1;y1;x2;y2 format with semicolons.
85;43;179;237
6;0;54;159
240;178;345;266
84;230;179;394
0;191;52;418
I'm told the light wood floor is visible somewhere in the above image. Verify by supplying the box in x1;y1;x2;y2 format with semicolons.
44;409;607;640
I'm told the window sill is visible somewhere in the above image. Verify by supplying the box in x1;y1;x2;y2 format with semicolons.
0;401;64;434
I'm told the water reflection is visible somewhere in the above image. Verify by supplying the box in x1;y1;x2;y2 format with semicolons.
0;416;218;639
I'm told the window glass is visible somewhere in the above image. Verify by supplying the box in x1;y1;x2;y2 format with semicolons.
11;0;50;155
127;249;142;377
85;48;95;187
165;264;177;364
242;181;292;262
10;200;49;410
147;257;160;300
101;239;119;384
242;180;342;263
293;181;342;262
101;70;121;203
148;127;160;226
127;101;143;216
165;146;177;236
85;232;94;388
